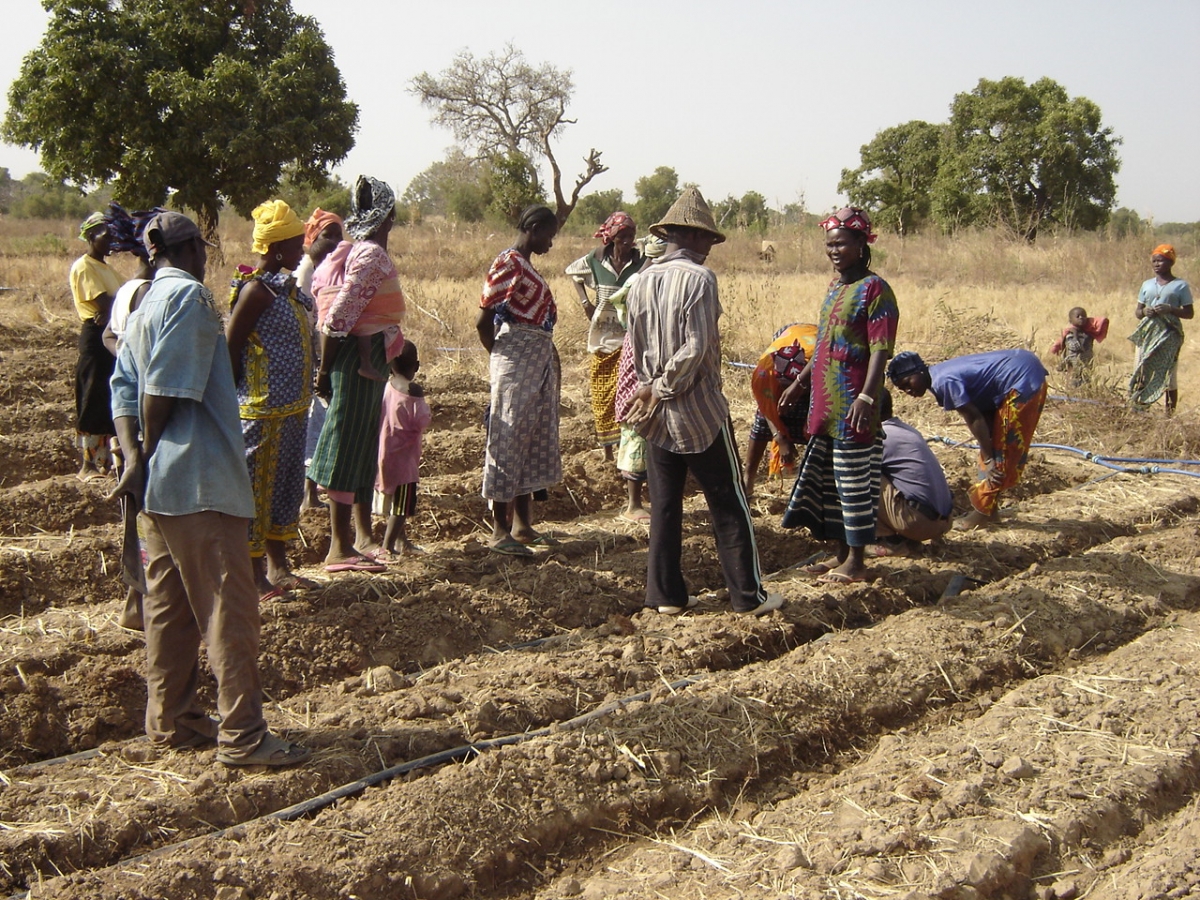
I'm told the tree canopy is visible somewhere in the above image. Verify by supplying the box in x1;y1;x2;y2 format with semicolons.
840;77;1120;241
630;167;681;228
935;77;1120;240
410;45;605;226
838;121;942;236
3;0;358;241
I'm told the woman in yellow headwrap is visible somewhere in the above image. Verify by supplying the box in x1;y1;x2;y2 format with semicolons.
226;199;318;599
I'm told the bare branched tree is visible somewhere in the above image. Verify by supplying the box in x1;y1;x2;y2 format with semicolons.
411;45;607;225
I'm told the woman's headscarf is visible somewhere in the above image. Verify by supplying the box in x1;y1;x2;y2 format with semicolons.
819;206;877;244
304;208;344;248
1153;244;1177;262
594;211;635;245
104;203;167;261
78;212;106;242
642;235;667;259
250;199;305;255
344;176;395;240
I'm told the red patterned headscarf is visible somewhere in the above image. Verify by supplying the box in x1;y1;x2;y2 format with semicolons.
594;211;636;245
819;207;877;244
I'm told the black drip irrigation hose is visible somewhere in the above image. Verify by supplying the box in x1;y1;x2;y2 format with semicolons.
4;677;700;900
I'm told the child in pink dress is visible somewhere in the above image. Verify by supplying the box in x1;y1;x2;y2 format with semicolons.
373;340;432;558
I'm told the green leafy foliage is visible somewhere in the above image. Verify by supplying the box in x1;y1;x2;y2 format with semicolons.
570;189;626;230
838;121;942;235
631;167;681;228
276;166;351;219
841;78;1121;242
3;0;358;241
402;149;491;223
1107;207;1147;239
934;77;1120;241
713;190;769;234
486;152;546;225
2;171;110;219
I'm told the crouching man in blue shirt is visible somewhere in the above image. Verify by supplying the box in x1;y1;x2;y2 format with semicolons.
111;212;310;767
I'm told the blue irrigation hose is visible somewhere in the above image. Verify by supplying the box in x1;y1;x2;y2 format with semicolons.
1047;393;1106;406
929;436;1200;479
1153;467;1200;480
1094;456;1200;466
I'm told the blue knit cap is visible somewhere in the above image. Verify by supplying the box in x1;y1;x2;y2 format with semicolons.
887;350;928;382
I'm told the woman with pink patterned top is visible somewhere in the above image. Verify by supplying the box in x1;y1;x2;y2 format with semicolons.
308;176;405;572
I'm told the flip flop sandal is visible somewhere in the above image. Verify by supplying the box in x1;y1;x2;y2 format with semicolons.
517;534;561;547
619;510;652;524
324;555;387;573
489;539;533;557
258;585;289;602
803;562;833;575
217;733;312;767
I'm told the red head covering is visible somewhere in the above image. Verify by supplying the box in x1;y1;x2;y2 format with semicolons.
1152;244;1176;262
594;211;636;244
819;206;877;244
304;208;344;248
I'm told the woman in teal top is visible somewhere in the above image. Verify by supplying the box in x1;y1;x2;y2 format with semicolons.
1130;243;1193;414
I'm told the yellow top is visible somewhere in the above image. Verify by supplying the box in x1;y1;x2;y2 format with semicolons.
69;254;122;321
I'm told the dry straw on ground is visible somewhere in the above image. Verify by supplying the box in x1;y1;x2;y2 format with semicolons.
2;214;1197;420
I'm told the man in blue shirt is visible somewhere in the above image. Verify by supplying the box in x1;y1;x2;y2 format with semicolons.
111;212;310;767
887;349;1047;531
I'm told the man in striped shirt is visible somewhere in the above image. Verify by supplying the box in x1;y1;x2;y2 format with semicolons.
625;188;784;617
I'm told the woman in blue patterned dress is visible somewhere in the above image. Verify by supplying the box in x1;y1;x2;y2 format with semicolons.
227;200;317;599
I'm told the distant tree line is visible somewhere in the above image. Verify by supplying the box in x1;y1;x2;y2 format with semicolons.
2;9;1189;246
839;77;1123;242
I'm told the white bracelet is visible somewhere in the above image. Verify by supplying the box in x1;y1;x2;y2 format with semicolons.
856;393;875;406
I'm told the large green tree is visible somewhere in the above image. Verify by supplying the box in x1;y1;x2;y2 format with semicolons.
630;166;681;228
838;121;942;236
3;0;358;242
933;76;1120;241
411;45;606;227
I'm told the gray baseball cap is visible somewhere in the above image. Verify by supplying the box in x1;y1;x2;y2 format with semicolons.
142;211;215;257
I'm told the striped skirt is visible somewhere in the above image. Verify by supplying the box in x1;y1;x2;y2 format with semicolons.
781;436;882;547
307;333;387;504
482;325;561;502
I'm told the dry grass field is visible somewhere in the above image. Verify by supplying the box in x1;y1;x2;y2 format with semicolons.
2;215;1200;899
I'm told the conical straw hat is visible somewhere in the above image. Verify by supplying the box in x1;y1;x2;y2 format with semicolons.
650;187;726;243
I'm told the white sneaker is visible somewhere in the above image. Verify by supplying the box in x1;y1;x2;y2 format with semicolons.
741;591;784;616
657;596;700;615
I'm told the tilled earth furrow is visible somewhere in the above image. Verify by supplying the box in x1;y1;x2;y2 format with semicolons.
0;608;799;891
545;611;1200;900
1;468;1191;776
32;519;1200;899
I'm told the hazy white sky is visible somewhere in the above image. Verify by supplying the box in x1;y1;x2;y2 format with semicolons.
3;0;1198;222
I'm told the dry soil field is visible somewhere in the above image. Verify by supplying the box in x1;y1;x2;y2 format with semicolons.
2;225;1200;899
